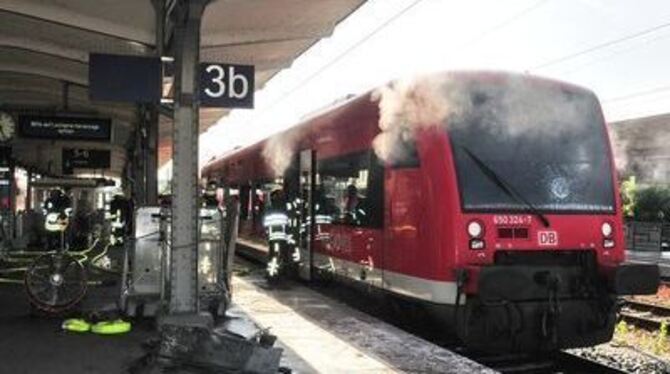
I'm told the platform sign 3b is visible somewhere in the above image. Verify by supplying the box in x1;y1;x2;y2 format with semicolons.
199;63;254;108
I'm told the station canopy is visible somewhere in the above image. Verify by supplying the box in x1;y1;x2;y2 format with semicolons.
0;0;365;177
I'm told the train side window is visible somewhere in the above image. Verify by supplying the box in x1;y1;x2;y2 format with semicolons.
251;183;262;227
256;179;284;213
225;187;239;207
318;151;383;228
367;153;384;228
239;185;251;221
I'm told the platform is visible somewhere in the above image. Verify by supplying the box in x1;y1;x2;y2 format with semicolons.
0;283;153;374
0;252;492;373
231;265;494;374
626;250;670;278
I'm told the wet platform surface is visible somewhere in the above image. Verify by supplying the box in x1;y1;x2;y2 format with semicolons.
0;254;493;373
232;266;494;374
0;283;153;374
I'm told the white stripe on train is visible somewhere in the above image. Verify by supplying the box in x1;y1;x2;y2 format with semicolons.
237;237;463;305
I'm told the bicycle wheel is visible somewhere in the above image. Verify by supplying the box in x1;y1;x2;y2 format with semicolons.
24;253;88;313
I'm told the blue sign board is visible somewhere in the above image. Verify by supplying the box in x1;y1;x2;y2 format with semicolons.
89;53;161;103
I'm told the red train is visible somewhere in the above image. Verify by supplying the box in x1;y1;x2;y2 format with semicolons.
203;71;659;352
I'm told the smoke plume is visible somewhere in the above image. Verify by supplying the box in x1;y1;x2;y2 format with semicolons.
262;129;302;176
260;71;614;180
606;125;628;173
371;71;600;164
371;75;468;163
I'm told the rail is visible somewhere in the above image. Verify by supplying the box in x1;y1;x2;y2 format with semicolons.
470;351;625;373
620;299;670;331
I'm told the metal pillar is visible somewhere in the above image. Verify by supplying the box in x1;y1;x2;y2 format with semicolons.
146;112;159;204
147;0;165;206
169;0;208;314
132;117;146;204
26;170;32;211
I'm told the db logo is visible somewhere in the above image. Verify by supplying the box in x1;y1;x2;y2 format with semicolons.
538;231;559;247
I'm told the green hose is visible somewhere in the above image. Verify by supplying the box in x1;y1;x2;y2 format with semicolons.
91;319;132;335
62;318;91;333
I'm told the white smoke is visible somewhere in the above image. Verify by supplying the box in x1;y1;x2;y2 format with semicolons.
260;71;608;176
262;129;302;176
372;71;599;164
606;125;628;173
371;74;471;163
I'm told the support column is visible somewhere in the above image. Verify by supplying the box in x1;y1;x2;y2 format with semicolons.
132;112;146;204
147;0;165;206
26;170;32;211
8;162;15;238
169;0;207;314
146;109;159;205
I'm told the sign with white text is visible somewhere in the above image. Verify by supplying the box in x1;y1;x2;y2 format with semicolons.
199;63;254;108
18;116;111;141
62;148;111;174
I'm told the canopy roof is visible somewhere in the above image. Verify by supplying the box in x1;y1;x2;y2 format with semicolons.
0;0;365;176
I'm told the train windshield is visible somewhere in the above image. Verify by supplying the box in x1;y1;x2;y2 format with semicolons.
449;81;616;213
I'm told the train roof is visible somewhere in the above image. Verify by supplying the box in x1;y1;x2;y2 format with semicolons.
202;90;379;182
201;70;597;183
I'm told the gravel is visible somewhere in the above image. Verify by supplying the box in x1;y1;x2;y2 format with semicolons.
568;343;670;374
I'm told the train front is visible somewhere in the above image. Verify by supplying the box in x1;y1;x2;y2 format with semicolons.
439;75;660;352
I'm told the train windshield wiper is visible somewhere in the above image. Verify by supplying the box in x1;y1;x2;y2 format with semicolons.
459;145;551;227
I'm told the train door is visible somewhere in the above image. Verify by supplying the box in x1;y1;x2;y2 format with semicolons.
298;149;315;281
315;151;384;287
383;143;422;294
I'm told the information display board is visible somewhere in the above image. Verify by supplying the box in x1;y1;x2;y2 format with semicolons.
18;116;111;141
62;148;111;174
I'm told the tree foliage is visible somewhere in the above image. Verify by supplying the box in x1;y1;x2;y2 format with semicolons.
633;185;670;222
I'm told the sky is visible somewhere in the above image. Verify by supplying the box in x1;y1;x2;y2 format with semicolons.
198;0;670;164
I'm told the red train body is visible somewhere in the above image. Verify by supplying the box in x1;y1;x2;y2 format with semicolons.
203;71;658;352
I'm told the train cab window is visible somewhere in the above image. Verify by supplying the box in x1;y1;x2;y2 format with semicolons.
318;151;383;228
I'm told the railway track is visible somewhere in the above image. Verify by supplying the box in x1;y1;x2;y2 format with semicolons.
620;299;670;331
470;351;625;373
234;248;628;373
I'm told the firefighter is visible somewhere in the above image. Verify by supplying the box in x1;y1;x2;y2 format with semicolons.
109;194;131;246
344;184;363;225
263;189;290;279
43;188;72;250
202;180;219;208
285;191;301;265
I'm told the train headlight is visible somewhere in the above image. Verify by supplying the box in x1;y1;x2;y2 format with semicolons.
601;222;613;238
603;239;615;248
467;220;484;238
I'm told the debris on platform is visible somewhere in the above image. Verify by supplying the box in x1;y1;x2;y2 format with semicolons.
129;311;283;374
